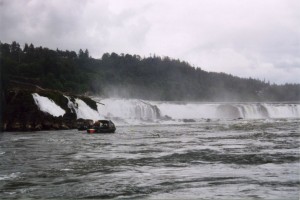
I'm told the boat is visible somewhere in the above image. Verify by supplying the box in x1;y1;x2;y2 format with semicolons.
87;120;116;133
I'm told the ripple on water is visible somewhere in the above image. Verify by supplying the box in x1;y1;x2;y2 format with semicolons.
0;119;299;199
0;172;21;181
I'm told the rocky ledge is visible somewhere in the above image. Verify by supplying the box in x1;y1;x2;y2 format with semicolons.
1;84;98;132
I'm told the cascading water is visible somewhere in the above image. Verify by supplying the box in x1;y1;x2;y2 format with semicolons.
33;94;300;123
264;104;300;118
159;102;299;120
33;94;104;121
96;98;160;122
32;93;66;117
64;96;104;121
94;98;300;123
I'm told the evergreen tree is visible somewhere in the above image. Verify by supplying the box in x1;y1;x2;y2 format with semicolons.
0;41;299;101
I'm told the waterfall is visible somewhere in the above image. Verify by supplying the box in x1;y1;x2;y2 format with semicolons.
94;98;300;122
33;94;300;124
64;96;104;121
264;104;300;118
32;94;104;121
32;93;65;117
95;98;160;122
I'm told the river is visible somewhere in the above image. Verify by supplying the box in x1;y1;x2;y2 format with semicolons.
0;118;299;199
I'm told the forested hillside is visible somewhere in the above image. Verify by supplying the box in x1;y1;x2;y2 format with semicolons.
1;41;299;101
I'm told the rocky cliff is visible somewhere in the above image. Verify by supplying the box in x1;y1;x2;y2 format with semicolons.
1;82;100;131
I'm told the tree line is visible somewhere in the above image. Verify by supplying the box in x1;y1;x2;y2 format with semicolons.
1;41;299;101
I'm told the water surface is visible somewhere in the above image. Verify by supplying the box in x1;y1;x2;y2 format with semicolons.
0;119;299;199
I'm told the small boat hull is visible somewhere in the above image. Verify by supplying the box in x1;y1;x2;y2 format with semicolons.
87;128;96;133
87;128;116;134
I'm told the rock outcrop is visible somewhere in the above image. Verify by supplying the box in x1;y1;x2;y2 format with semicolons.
1;86;99;132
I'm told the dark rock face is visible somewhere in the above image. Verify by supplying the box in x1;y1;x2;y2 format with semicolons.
183;119;196;122
3;115;78;131
76;118;93;130
1;89;97;132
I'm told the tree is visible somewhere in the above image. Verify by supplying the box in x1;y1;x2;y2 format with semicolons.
23;43;29;53
78;49;84;59
79;49;89;60
10;41;21;62
1;41;299;101
84;49;89;58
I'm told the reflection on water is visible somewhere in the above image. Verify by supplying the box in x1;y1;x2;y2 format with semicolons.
0;119;299;199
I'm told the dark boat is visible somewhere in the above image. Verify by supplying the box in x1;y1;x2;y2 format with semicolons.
87;120;116;133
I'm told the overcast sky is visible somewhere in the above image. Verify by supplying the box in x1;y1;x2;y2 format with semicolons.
1;0;300;84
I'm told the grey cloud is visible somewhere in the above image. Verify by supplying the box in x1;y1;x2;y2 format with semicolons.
0;0;299;84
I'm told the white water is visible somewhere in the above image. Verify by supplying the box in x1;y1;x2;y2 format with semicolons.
98;99;160;122
94;98;300;123
158;102;300;119
65;96;103;121
264;104;300;118
157;103;217;119
32;94;300;123
33;94;103;121
32;93;65;117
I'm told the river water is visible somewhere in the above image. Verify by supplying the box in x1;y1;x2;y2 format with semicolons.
0;118;299;199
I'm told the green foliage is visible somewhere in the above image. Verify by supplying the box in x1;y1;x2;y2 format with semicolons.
3;90;40;123
79;96;98;111
37;90;70;112
1;41;299;102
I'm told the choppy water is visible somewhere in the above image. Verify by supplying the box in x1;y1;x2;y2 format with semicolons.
0;119;299;199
